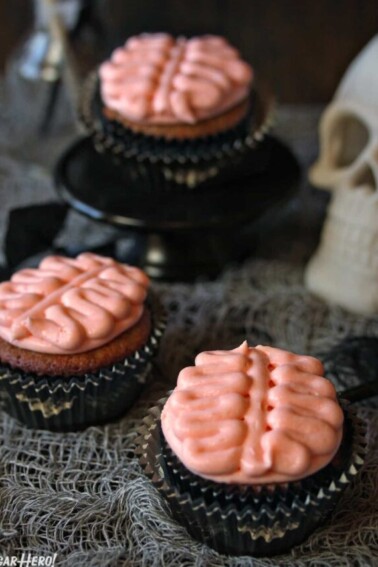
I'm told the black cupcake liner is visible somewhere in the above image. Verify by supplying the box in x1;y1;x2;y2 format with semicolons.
0;296;166;432
135;398;366;557
79;71;274;189
83;137;273;194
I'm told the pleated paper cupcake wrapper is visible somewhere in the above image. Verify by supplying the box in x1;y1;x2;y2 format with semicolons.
135;398;366;557
0;297;166;432
79;72;274;189
89;138;273;194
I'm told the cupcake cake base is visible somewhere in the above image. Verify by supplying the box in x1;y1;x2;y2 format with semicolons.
80;72;274;189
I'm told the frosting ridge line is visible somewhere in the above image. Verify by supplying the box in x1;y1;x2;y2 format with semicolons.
11;266;109;339
241;349;270;476
153;38;186;116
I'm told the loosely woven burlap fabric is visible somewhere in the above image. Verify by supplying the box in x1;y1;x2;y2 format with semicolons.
0;66;377;566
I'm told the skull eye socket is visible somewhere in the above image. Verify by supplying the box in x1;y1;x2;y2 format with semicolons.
328;113;369;168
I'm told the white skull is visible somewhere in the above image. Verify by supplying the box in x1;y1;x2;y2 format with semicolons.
305;36;378;315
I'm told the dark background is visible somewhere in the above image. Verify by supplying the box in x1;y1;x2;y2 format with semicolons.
0;0;377;103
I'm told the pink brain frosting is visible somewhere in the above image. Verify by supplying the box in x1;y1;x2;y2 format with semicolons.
161;342;344;484
99;33;253;125
0;253;149;354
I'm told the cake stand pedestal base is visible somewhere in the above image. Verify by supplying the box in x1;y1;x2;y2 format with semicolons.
55;136;300;281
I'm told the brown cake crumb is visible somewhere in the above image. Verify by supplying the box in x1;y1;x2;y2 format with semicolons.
0;308;151;377
103;98;250;140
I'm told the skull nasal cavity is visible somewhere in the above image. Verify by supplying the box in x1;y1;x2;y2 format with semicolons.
329;115;369;168
352;164;376;192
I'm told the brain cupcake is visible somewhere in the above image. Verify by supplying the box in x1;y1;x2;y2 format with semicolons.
99;33;253;140
0;253;165;430
80;33;273;187
138;342;366;556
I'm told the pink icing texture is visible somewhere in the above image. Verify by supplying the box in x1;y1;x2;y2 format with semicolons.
99;33;253;125
161;342;344;484
0;253;149;355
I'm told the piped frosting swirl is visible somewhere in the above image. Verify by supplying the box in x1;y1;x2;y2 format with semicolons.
0;253;149;354
99;33;253;125
161;342;344;484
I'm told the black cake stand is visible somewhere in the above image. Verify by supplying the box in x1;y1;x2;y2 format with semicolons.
54;136;300;281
